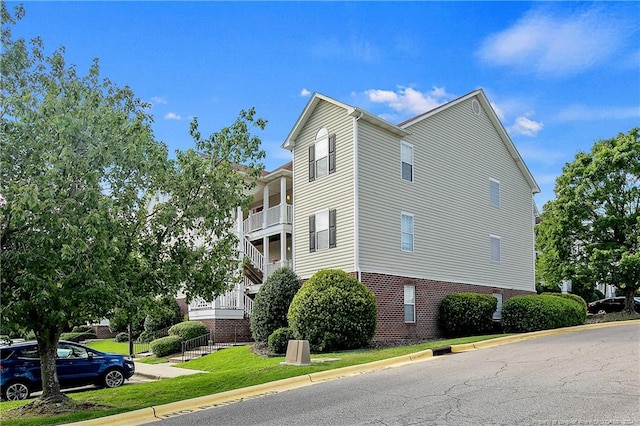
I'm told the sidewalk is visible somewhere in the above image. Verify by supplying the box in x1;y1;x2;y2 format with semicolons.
133;361;207;380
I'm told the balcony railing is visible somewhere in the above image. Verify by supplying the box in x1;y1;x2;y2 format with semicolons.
243;203;292;234
264;259;292;278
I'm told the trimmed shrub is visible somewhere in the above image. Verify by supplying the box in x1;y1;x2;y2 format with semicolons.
268;327;294;355
288;269;377;352
136;330;155;343
168;321;208;342
115;332;129;343
144;296;183;335
250;267;301;342
149;335;182;357
71;325;93;333
544;292;588;312
439;293;498;337
502;294;586;333
60;331;97;342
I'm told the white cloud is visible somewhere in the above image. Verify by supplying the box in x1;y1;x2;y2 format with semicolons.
164;112;181;120
150;96;167;106
509;116;544;137
555;104;640;122
478;6;631;77
300;88;311;97
364;86;454;116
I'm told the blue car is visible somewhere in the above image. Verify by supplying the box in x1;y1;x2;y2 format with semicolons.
0;340;135;400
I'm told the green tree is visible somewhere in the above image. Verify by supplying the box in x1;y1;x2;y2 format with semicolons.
0;3;265;407
250;267;300;342
536;128;640;311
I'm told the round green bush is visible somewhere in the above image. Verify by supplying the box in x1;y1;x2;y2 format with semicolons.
250;267;301;342
168;321;208;342
287;269;377;352
149;335;182;357
268;327;294;355
543;292;588;312
439;293;498;337
115;332;129;343
502;294;586;333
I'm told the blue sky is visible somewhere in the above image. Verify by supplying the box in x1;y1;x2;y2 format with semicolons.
7;1;640;208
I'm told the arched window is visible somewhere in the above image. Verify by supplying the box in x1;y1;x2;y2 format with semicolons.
309;128;336;181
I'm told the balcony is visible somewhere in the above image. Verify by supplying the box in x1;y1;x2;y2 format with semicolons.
243;203;292;235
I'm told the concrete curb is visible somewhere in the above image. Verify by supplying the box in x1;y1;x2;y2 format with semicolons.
71;320;640;425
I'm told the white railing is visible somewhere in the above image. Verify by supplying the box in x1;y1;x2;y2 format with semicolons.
244;239;264;271
243;203;292;234
264;259;292;279
189;286;244;311
244;295;254;316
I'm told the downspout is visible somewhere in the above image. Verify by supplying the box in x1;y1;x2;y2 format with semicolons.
353;111;364;283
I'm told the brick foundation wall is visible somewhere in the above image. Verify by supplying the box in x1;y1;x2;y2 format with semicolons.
360;272;533;341
199;318;252;344
92;325;116;339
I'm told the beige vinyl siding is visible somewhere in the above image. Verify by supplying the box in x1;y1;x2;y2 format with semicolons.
358;96;535;291
292;100;355;279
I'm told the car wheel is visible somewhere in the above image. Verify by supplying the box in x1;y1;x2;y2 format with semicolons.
2;380;31;401
103;368;125;388
596;309;606;315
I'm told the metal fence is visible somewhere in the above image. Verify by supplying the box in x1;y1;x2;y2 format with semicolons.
181;333;228;362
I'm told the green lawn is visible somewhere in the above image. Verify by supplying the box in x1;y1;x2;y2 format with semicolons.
0;335;501;425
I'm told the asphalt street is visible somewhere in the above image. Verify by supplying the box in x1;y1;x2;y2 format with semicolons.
146;323;640;426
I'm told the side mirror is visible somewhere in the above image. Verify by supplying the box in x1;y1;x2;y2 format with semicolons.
87;352;94;360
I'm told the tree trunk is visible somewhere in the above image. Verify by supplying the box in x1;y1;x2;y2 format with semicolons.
624;288;635;313
36;328;63;401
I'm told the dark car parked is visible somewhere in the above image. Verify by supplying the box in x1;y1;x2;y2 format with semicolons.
0;340;135;401
587;297;640;315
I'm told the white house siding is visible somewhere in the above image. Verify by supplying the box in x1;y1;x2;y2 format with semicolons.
357;96;535;292
292;100;355;279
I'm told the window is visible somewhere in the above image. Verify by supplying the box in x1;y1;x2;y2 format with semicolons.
490;235;501;262
309;209;336;252
404;285;416;323
492;293;503;320
490;178;500;207
401;213;414;252
401;141;413;182
309;128;336;181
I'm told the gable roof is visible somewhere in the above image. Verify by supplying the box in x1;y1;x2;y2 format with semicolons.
282;89;539;194
282;92;409;150
401;88;540;194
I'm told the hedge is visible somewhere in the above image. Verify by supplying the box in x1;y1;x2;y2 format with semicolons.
502;294;586;333
149;335;183;357
268;327;294;355
168;321;208;342
288;269;377;352
250;267;300;342
439;293;498;337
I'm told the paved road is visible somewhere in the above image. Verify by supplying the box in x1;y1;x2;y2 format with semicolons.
148;324;640;425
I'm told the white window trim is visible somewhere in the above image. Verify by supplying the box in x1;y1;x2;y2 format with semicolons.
490;178;500;208
490;234;501;263
401;212;414;253
404;285;416;323
492;293;503;320
315;208;330;251
315;128;329;180
401;141;414;183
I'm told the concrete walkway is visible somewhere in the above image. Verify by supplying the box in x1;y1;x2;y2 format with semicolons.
133;361;208;380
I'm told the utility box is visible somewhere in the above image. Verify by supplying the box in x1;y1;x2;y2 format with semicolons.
284;340;311;365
